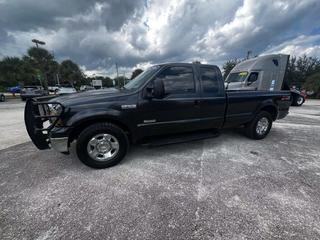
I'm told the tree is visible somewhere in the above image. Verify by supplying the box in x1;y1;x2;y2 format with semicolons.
59;60;83;86
0;57;24;87
25;47;56;89
303;72;320;98
114;76;128;87
131;68;143;79
222;59;242;79
103;77;114;88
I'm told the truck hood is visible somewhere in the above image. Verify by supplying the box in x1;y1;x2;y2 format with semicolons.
50;88;132;106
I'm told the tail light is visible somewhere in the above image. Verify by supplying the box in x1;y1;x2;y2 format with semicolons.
281;96;291;101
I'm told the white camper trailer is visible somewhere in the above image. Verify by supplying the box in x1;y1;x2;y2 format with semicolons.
225;54;289;91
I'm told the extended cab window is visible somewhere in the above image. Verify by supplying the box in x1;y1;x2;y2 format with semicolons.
200;67;219;93
155;66;195;94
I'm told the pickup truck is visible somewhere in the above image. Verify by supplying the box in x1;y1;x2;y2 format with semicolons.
25;63;291;168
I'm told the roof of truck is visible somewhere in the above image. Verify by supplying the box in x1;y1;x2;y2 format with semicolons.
156;62;219;68
231;54;289;72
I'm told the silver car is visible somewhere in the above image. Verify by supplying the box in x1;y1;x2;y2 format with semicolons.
20;86;48;101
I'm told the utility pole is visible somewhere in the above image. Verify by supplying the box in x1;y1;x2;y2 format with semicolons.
115;63;119;87
246;50;252;59
56;74;60;86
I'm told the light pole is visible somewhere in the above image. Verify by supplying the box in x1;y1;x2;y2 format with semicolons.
31;39;47;89
32;39;46;48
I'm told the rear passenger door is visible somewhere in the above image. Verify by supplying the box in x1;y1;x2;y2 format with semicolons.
198;66;226;129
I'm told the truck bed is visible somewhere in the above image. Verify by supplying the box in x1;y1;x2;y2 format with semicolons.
224;90;291;127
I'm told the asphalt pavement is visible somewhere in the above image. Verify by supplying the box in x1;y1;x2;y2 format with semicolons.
0;99;320;239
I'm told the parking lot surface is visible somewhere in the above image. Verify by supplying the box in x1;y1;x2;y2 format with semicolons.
0;99;320;239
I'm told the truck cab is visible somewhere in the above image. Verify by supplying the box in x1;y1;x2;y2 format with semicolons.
225;54;289;91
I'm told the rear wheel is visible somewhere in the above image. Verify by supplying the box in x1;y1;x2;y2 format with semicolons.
76;123;129;168
295;96;304;106
245;111;272;140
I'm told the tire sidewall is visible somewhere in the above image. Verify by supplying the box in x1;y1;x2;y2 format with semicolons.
252;112;272;139
296;96;304;106
76;124;128;168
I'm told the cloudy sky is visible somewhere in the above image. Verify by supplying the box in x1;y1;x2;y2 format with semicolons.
1;0;320;76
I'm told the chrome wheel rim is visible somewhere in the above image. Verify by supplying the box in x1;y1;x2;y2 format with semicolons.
256;117;269;135
297;97;303;105
87;133;119;161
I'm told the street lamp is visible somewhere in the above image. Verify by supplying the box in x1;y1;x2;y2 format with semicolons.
32;39;46;48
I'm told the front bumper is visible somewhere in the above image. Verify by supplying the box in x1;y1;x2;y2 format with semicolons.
24;99;66;150
50;137;69;153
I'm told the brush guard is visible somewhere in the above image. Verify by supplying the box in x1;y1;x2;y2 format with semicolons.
24;98;65;150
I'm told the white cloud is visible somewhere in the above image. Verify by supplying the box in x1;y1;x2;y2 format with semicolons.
1;0;320;76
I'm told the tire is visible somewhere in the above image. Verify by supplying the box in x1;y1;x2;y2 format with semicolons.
295;96;305;106
0;95;5;102
245;111;273;140
76;123;129;169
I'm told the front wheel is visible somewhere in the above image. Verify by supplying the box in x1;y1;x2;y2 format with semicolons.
0;95;5;102
76;123;129;169
245;111;273;140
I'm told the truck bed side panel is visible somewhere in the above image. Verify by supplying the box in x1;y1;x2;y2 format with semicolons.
224;90;291;127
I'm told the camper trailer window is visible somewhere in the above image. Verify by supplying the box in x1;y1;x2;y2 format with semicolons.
227;72;248;83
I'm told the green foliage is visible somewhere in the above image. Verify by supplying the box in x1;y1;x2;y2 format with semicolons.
0;57;24;87
131;68;143;79
114;76;129;87
285;55;320;88
222;59;243;79
303;72;320;98
59;60;83;86
0;47;101;90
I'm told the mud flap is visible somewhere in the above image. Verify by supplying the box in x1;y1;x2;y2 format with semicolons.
24;99;50;150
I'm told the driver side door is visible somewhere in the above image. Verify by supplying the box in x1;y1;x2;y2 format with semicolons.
136;65;202;138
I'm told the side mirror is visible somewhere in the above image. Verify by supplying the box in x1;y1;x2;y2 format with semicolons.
153;79;165;99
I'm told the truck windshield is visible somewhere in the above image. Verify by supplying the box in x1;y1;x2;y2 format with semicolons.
124;65;160;90
226;72;248;83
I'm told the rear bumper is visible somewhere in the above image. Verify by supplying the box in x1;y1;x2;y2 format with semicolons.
50;137;69;153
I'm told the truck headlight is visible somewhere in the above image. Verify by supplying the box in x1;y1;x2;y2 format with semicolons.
47;104;64;126
48;104;62;116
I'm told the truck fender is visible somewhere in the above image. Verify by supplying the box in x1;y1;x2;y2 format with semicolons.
66;109;133;133
255;100;278;120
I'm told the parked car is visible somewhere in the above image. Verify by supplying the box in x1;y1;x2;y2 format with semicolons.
290;88;306;106
56;87;77;95
0;93;5;102
80;85;95;91
48;85;60;93
7;85;21;94
20;86;48;101
25;62;291;169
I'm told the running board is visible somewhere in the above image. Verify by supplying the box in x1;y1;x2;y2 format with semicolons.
142;130;220;147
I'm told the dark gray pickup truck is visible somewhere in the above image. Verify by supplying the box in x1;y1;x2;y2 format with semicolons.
25;63;291;168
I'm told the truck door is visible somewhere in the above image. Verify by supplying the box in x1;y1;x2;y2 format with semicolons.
136;65;203;137
198;66;226;129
